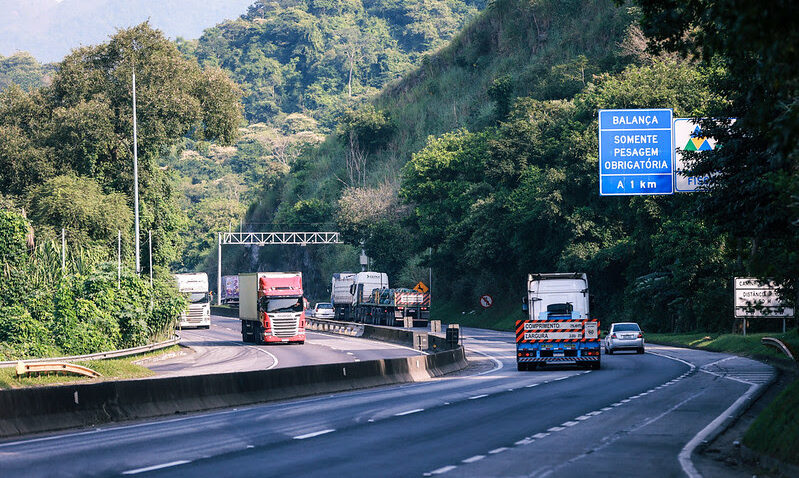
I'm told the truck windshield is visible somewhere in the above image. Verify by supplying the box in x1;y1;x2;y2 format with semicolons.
187;292;209;303
264;297;303;313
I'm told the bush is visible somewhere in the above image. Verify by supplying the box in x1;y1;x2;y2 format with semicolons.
0;305;58;359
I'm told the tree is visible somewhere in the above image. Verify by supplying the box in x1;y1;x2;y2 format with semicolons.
26;175;132;248
0;23;243;269
630;0;799;300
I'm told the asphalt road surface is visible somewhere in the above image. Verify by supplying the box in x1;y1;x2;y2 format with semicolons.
0;327;774;478
143;315;424;377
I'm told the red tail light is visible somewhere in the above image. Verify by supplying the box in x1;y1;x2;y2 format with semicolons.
637;332;643;338
611;333;617;339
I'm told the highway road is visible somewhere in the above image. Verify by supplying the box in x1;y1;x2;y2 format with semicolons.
0;327;774;477
142;315;424;377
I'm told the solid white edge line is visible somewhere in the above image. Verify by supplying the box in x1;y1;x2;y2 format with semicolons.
469;394;488;400
648;345;770;478
122;460;191;475
467;348;504;375
679;383;762;478
293;429;335;440
245;344;279;370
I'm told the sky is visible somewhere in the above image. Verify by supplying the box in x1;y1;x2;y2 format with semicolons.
0;0;255;63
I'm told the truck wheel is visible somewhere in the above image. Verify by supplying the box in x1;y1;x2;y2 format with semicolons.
517;362;528;372
590;361;601;370
253;322;263;345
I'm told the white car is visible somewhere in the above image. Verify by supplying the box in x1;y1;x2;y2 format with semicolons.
605;322;645;354
311;302;335;319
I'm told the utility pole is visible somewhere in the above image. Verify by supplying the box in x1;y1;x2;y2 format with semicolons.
132;61;141;274
148;230;153;287
117;230;121;289
61;228;66;271
217;232;222;306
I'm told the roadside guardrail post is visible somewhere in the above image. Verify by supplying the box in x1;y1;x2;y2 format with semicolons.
446;324;460;348
413;332;429;351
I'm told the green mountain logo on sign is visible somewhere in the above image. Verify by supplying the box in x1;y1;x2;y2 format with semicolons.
684;126;714;151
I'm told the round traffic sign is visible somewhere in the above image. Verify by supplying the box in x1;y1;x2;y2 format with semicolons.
480;295;493;309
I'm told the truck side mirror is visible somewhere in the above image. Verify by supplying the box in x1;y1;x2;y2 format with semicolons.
522;296;529;312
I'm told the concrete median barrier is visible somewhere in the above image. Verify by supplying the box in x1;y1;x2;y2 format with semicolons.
0;343;467;439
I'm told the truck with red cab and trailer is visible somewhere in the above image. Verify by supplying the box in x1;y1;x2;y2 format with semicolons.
239;272;306;345
517;273;600;371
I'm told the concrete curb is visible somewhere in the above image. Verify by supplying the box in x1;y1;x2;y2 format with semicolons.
0;344;467;439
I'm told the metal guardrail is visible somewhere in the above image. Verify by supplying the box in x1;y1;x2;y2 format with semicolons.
0;334;181;369
16;362;101;378
761;337;796;361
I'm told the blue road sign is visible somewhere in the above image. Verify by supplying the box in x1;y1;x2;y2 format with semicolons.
598;109;674;195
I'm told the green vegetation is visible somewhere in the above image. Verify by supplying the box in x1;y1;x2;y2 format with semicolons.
744;378;799;466
0;345;182;389
432;300;518;331
183;0;484;125
0;23;240;360
631;0;799;316
0;209;185;361
0;52;52;91
646;330;799;361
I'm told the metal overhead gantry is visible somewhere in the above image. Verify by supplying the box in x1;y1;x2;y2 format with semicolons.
216;232;344;305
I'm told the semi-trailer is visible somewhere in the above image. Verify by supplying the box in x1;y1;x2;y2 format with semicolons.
239;272;306;344
358;288;430;327
331;271;388;321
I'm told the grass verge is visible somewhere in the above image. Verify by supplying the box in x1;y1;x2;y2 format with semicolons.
0;345;182;390
743;378;799;466
646;329;799;361
431;300;518;331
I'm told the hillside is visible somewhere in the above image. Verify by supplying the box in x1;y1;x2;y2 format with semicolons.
0;52;54;91
234;0;747;334
183;0;485;125
235;0;643;299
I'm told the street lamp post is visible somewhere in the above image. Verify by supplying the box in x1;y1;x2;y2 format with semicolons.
132;62;141;274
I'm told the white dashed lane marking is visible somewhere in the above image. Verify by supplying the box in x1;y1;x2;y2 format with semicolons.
122;461;191;475
395;409;424;416
293;429;335;440
462;455;485;464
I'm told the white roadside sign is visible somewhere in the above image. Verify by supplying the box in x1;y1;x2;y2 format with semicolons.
734;277;794;318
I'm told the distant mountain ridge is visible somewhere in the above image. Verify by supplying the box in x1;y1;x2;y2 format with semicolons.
0;0;253;63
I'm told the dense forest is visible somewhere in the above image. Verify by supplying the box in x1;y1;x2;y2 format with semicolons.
223;0;797;332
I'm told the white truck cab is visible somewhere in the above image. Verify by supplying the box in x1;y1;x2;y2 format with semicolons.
175;272;211;329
